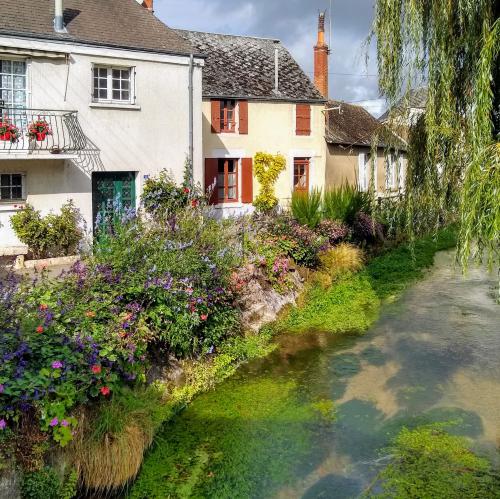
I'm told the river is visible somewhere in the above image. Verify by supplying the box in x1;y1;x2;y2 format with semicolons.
132;251;499;498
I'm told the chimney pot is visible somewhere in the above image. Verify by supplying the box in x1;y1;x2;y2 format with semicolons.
142;0;154;11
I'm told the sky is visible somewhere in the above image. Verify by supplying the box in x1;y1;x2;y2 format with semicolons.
153;0;387;117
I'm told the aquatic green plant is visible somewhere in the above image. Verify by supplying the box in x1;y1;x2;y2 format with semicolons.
369;425;500;498
129;377;329;498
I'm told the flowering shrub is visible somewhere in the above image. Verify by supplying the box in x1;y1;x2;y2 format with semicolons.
141;162;204;220
263;214;326;267
1;203;240;446
316;219;350;245
253;152;287;212
352;212;385;243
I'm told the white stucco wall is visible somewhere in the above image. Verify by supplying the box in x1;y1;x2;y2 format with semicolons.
0;36;203;251
202;100;326;216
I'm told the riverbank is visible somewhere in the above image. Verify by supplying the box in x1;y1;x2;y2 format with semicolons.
129;227;461;497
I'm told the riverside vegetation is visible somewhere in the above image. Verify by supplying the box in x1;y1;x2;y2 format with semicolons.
1;167;497;498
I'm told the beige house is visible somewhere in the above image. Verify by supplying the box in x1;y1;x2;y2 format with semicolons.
325;101;406;196
0;0;204;255
176;30;327;216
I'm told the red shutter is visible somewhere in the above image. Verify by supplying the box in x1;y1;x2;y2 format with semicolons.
241;158;253;204
211;100;221;134
296;104;311;135
205;158;219;204
239;100;248;135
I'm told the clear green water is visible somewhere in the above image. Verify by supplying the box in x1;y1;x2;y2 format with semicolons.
132;252;499;498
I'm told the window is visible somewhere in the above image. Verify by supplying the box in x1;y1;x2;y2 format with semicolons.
358;153;369;192
386;154;397;190
0;173;24;201
93;66;134;103
217;159;238;202
0;60;27;108
220;100;236;133
293;158;310;192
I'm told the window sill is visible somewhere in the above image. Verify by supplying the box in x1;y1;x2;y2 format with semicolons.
0;202;26;212
89;102;141;111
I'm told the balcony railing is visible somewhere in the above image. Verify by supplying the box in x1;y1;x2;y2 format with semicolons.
0;108;87;154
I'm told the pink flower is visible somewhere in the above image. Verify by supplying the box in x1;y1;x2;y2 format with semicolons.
49;417;59;427
51;361;63;369
36;326;44;334
200;314;208;321
0;419;6;430
61;420;69;427
100;386;111;396
91;365;102;374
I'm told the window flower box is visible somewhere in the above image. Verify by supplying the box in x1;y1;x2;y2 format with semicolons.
0;119;20;142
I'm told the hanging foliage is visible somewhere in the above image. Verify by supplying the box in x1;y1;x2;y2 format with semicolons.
253;152;287;212
372;0;500;270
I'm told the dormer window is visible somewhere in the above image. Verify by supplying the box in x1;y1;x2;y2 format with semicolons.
92;66;135;104
220;100;236;133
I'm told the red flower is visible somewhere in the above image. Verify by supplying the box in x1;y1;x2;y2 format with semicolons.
191;199;199;207
91;365;102;374
39;304;48;311
200;314;208;321
183;187;190;194
100;386;111;396
36;326;44;334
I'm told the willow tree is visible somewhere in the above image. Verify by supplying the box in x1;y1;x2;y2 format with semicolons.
373;0;500;270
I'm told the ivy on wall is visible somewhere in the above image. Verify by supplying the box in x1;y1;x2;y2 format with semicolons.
253;152;287;212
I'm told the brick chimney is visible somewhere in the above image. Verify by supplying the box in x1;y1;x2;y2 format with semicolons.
314;12;329;98
142;0;153;11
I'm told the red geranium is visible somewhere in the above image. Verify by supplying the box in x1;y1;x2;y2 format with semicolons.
36;326;44;334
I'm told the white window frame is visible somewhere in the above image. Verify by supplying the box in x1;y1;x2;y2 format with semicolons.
92;65;135;105
386;153;398;190
0;173;26;202
0;58;28;109
358;153;369;192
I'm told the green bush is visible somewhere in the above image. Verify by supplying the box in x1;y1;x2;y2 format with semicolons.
21;467;61;499
323;183;371;224
291;188;322;228
10;201;83;259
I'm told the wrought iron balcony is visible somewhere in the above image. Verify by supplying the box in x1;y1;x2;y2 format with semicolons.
0;108;87;155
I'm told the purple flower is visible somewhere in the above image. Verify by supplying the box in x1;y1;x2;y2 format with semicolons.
51;361;63;369
49;417;59;427
61;419;69;427
0;419;6;430
0;384;4;394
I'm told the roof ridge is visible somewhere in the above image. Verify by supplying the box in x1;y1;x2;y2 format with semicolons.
175;28;280;44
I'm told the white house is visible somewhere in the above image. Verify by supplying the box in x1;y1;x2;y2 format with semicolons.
0;0;203;255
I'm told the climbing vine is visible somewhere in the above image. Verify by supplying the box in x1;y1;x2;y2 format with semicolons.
372;0;500;270
253;152;287;212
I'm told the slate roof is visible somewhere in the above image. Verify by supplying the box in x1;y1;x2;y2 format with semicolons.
176;30;326;103
326;100;405;149
0;0;195;57
379;87;428;121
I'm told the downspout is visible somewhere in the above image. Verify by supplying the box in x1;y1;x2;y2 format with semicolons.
188;54;194;186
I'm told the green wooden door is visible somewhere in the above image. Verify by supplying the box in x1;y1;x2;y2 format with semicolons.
92;172;136;231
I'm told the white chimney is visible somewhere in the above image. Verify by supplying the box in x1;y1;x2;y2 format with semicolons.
54;0;65;33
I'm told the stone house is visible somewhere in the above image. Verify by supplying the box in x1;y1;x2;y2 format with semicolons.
0;0;204;256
